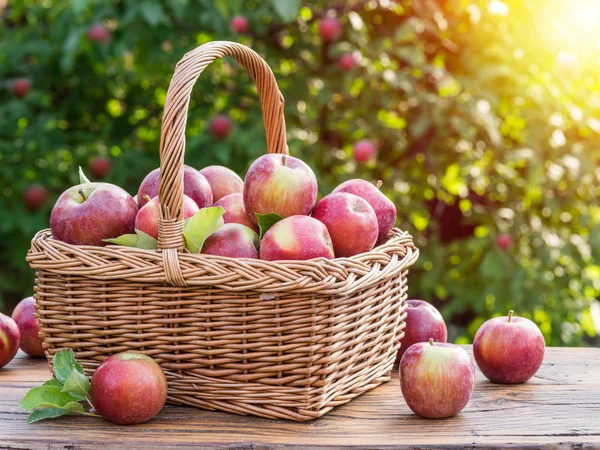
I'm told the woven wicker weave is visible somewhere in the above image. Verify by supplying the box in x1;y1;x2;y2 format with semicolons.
27;41;419;421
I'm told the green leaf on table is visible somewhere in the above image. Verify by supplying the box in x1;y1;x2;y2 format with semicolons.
41;378;64;389
62;368;90;398
27;403;84;424
53;349;84;384
104;229;158;250
78;166;91;184
20;386;81;411
272;0;300;22
256;213;283;239
183;206;225;253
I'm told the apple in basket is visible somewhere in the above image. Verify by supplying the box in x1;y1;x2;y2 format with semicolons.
243;154;318;226
213;193;259;233
199;165;244;202
135;194;199;240
201;223;259;258
137;165;213;209
50;183;138;247
0;312;20;368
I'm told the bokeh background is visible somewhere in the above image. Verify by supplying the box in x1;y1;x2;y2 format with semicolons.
2;0;599;346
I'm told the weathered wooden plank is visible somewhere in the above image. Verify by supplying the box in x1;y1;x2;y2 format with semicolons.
0;347;598;449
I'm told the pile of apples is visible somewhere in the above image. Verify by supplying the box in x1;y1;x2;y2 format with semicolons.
48;153;397;261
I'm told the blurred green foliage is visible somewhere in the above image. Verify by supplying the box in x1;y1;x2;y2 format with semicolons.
1;0;599;346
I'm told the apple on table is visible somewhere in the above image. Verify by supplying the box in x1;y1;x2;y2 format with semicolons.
396;299;447;362
12;297;44;358
0;313;20;368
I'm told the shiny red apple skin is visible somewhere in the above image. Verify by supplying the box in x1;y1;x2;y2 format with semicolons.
0;313;20;368
396;299;447;362
89;156;112;178
50;183;138;247
137;165;213;209
230;16;249;34
209;115;232;139
199;165;244;203
311;192;378;257
135;195;199;240
319;18;342;42
214;193;258;232
400;341;475;419
202;223;259;259
90;352;167;425
333;179;396;239
243;154;318;226
260;215;334;261
12;78;31;98
12;297;44;358
353;139;376;163
23;184;48;211
473;312;545;384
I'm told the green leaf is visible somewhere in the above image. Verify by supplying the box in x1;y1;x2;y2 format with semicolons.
69;0;87;15
78;166;91;184
272;0;300;22
41;378;64;389
62;369;90;398
27;404;83;424
183;206;225;253
53;349;84;384
20;386;81;411
256;213;283;239
139;0;170;27
480;248;511;280
104;229;158;250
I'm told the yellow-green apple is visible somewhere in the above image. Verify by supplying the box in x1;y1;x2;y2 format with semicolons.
260;215;334;261
311;192;378;257
319;18;342;42
12;78;31;98
0;313;20;369
396;299;447;363
137;165;213;209
11;297;44;358
473;310;545;384
333;179;396;239
202;223;259;258
90;352;167;425
209;114;232;139
214;193;258;232
23;184;48;211
400;339;475;419
135;194;199;240
50;183;137;246
89;156;111;178
199;165;243;202
244;154;318;225
353;139;376;163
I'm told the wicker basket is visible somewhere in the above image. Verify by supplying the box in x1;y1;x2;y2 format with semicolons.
26;41;419;421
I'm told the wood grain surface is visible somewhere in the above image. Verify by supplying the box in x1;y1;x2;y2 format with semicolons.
0;346;598;449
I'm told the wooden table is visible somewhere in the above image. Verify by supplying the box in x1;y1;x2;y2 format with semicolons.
1;346;598;449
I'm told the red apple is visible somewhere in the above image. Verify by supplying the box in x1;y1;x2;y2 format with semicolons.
137;165;213;209
214;193;258;233
12;78;31;98
11;297;44;358
50;183;138;246
339;53;356;71
209;114;232;139
319;18;342;42
311;192;378;257
396;299;447;362
202;223;259;258
353;139;376;163
198;165;244;203
496;233;513;251
473;310;545;384
230;16;249;34
0;313;20;369
333;179;396;239
90;352;167;425
244;154;318;226
260;215;334;261
400;339;475;419
135;194;199;240
89;156;112;178
87;23;111;44
23;184;48;211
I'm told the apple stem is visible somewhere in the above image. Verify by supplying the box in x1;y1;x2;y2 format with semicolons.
428;338;434;346
78;189;87;202
281;155;287;166
376;180;383;190
143;194;152;203
508;310;514;323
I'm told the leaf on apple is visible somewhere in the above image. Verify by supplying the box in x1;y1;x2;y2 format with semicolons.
104;229;158;250
78;166;92;184
256;213;283;239
183;206;225;253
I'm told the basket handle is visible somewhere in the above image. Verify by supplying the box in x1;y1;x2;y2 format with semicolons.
157;41;288;253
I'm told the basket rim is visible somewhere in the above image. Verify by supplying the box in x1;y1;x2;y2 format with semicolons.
27;227;419;295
